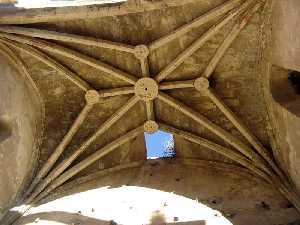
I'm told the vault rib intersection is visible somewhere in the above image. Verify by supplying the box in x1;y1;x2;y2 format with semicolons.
0;1;299;223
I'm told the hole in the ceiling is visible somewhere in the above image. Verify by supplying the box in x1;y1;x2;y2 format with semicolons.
270;66;300;118
144;130;175;159
208;76;217;89
289;70;300;94
0;114;12;142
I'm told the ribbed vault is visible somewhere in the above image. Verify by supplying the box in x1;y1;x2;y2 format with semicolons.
0;0;300;224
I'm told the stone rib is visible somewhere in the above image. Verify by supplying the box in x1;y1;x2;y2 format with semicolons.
158;122;271;183
26;95;139;203
42;161;145;203
0;42;38;93
157;91;270;173
24;102;94;198
98;86;135;98
149;0;245;51
137;47;156;122
32;126;143;204
203;2;263;78
0;38;91;91
154;0;254;82
0;25;135;53
0;32;138;85
206;88;289;185
141;57;150;78
159;122;300;212
146;101;155;121
159;80;194;90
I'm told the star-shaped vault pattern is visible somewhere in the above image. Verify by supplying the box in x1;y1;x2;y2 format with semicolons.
0;0;299;217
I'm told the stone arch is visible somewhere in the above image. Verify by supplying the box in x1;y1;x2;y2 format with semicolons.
31;159;299;225
0;47;45;216
0;1;300;224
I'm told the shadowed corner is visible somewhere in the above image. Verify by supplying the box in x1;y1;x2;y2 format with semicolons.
0;209;22;225
289;70;300;95
0;114;12;142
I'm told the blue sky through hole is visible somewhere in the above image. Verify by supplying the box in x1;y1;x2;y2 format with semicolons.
144;130;175;159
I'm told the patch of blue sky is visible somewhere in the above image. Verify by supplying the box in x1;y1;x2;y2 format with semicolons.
144;130;174;159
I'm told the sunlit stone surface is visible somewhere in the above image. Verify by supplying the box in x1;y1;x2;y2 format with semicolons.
16;186;233;225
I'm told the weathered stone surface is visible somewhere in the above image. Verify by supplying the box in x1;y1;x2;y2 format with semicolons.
40;159;300;225
1;0;300;224
262;0;300;194
271;0;300;72
0;54;44;215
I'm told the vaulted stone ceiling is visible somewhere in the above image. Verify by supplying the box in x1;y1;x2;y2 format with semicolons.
1;0;300;224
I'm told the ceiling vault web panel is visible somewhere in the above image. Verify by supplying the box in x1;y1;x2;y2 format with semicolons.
0;0;299;223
